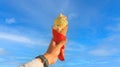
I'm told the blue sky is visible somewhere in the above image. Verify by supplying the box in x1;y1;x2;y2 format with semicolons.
0;0;120;67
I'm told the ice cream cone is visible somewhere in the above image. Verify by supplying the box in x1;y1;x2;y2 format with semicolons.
52;13;68;61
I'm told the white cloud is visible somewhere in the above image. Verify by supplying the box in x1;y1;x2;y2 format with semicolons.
0;58;4;62
107;23;120;32
0;25;51;47
89;34;120;56
0;32;33;44
116;59;120;63
0;48;6;55
5;17;16;24
66;48;80;52
68;13;78;20
8;56;32;60
66;41;86;52
2;61;20;65
59;0;70;13
104;23;120;45
113;17;120;21
89;23;120;57
89;48;117;56
0;32;51;47
66;44;86;52
65;40;88;57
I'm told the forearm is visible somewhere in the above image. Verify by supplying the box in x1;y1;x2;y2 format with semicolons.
20;59;44;67
20;39;66;67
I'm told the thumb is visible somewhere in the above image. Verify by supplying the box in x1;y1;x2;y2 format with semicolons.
57;39;67;49
50;39;56;46
61;48;64;57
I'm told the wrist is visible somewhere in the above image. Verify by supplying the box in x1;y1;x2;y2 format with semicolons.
44;53;51;64
35;55;49;67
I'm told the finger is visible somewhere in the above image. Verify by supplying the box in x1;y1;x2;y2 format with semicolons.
50;39;55;44
49;39;56;47
47;39;56;53
57;39;67;48
61;49;64;57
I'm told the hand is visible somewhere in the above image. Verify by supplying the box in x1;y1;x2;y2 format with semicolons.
44;39;67;64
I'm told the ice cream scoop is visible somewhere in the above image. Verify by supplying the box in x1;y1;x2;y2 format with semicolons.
53;13;68;33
